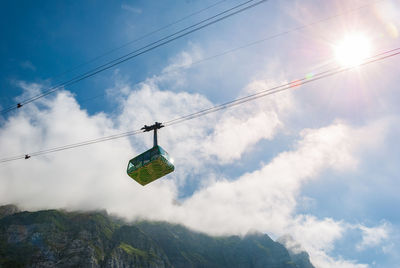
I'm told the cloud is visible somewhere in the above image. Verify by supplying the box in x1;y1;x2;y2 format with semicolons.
111;47;294;182
161;44;203;74
20;60;36;71
157;119;386;235
202;79;293;164
279;231;369;268
14;81;43;101
0;67;294;212
0;46;392;268
0;83;382;268
311;252;369;268
356;222;390;251
121;4;142;14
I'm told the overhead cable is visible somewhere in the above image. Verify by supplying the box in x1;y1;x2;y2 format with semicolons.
1;46;399;163
0;129;143;163
164;48;400;126
0;0;267;115
54;0;386;106
50;0;228;80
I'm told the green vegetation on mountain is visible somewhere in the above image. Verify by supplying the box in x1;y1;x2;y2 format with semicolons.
0;205;314;268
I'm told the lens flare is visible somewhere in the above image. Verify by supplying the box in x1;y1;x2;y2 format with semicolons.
334;33;372;67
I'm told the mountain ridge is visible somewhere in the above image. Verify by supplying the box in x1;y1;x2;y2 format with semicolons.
0;205;314;268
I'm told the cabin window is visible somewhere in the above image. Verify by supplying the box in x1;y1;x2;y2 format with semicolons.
151;147;158;158
128;162;135;170
144;150;151;160
159;147;166;156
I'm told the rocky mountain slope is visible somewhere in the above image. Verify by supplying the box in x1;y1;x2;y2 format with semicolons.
0;205;314;268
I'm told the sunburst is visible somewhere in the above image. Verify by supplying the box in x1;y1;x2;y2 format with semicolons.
334;33;372;67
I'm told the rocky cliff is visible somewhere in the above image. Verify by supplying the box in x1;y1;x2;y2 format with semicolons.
0;205;314;268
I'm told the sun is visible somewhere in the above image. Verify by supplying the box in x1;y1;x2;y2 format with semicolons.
334;33;372;67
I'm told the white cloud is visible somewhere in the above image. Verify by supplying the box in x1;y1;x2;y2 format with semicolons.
202;79;293;164
279;234;370;268
290;216;344;252
111;51;294;181
121;4;142;14
0;46;392;268
161;44;203;74
14;81;43;102
157;119;386;234
356;222;390;251
311;252;369;268
20;60;36;71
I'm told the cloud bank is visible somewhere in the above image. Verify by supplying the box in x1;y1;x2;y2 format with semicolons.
0;49;393;268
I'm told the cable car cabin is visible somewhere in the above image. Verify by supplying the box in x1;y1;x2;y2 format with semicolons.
127;145;174;186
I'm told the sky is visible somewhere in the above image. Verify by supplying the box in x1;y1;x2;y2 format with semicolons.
1;0;400;267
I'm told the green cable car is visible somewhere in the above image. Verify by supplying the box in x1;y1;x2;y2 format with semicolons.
127;122;174;186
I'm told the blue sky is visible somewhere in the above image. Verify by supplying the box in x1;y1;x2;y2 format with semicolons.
1;0;400;267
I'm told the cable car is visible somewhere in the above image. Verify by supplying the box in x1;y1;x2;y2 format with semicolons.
127;122;174;186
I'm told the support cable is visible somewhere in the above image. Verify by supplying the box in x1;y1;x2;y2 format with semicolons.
40;0;386;107
0;0;267;115
50;0;228;80
0;46;398;163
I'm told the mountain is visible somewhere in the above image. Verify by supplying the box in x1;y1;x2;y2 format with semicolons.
0;205;314;268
